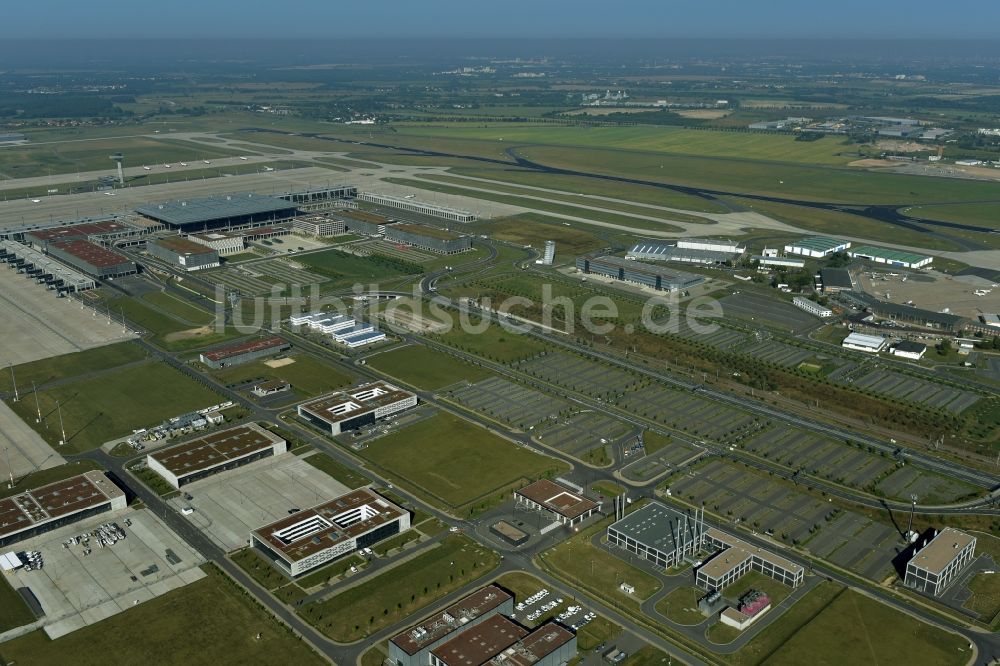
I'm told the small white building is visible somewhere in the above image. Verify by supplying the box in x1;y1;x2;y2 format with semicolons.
842;332;887;353
792;296;833;318
891;340;927;360
784;237;851;258
677;238;744;254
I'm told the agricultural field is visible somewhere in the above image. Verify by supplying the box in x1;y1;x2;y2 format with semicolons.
8;360;223;453
0;567;325;666
298;535;500;642
356;412;566;513
365;344;494;390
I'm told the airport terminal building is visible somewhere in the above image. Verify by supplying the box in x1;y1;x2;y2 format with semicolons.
251;488;410;576
147;236;220;271
146;423;288;489
44;239;137;279
136;194;299;232
384;223;471;254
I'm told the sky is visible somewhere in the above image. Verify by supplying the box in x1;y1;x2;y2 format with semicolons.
9;0;1000;40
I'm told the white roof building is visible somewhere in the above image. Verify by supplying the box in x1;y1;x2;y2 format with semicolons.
842;332;887;353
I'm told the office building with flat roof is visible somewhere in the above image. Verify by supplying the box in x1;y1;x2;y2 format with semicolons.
820;267;854;293
904;528;977;597
292;214;347;237
337;209;394;236
199;336;290;369
147;236;220;271
251;488;409;576
697;528;804;590
390;586;514;666
0;471;126;548
146;423;288;489
608;502;706;569
298;381;417;436
576;255;704;292
792;296;833;318
515;479;600;527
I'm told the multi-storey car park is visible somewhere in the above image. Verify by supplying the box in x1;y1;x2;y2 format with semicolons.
391;585;514;666
514;479;601;528
146;236;220;271
297;381;417;436
783;236;852;258
0;471;127;548
904;527;977;597
384;223;472;254
145;423;288;489
44;239;138;279
357;192;477;223
198;336;291;369
250;488;409;576
576;255;705;292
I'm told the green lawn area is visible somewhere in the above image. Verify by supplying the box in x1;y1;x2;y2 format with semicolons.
142;290;215;324
655;587;706;625
9;361;223;453
300;451;371;489
621;645;673;666
0;576;35;633
294;554;366;590
365;344;493;390
131;465;180;497
485;213;607;256
590;481;626;498
962;532;1000;622
299;535;500;642
230;548;289;592
435;319;548;364
540;518;661;604
357;412;567;514
764;589;970;666
904;202;1000;230
212;353;354;397
0;342;147;393
642;430;672;455
0;566;325;666
577;615;623;652
110;296;239;351
722;571;793;608
372;530;421;556
295;248;422;289
0;460;102;500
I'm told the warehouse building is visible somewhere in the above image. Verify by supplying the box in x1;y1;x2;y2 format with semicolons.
337;209;395;236
838;291;966;332
697;528;804;590
819;267;854;293
848;245;933;269
0;240;96;292
384;223;471;254
0;471;126;548
358;192;476;223
755;255;805;269
45;239;137;279
904;528;977;597
25;220;140;246
251;488;409;576
514;479;600;527
298;381;417;436
199;336;290;369
576;255;704;292
291;214;347;237
842;331;888;353
784;236;851;258
136;193;299;232
627;242;740;265
891;340;927;360
430;616;575;666
391;586;514;666
146;423;288;489
677;238;745;254
147;236;220;271
792;296;833;318
608;502;707;569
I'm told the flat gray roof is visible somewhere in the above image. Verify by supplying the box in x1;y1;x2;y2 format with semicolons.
609;501;698;554
136;194;297;227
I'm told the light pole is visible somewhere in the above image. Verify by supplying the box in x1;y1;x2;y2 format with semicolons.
56;400;66;446
32;381;40;423
8;363;18;402
4;447;13;489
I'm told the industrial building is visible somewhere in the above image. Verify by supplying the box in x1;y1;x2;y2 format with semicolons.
251;488;409;576
697;528;805;590
337;209;395;236
792;296;833;318
514;479;600;527
576;255;705;292
754;255;805;269
44;239;137;279
819;267;854;293
298;381;417;436
358;192;476;223
251;379;292;397
384;223;471;254
0;240;96;292
291;214;347;237
0;471;126;548
147;236;220;271
430;616;575;666
146;423;288;489
608;502;707;569
980;314;1000;329
891;340;927;360
199;336;290;369
25;220;140;246
904;528;977;597
677;238;745;254
391;586;514;666
848;245;933;269
842;332;888;353
135;193;299;232
627;242;741;265
784;237;851;258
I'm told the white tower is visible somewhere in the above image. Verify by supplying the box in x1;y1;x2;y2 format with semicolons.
110;153;125;186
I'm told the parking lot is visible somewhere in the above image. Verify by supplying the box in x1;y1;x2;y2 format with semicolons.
203;257;330;296
666;319;748;350
719;293;821;334
446;377;568;429
666;458;901;581
167;453;350;552
618;385;759;442
515;352;641;399
5;508;205;639
535;411;633;462
738;339;850;373
851;368;979;414
620;439;704;483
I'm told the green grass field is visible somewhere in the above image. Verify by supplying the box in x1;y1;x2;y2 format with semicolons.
905;202;1000;230
0;566;324;666
0;341;147;392
365;344;493;390
435;319;548;364
356;412;566;513
299;535;500;642
110;296;238;351
142;291;216;324
212;354;353;397
295;248;421;289
485;213;608;255
301;451;371;489
765;589;969;666
655;587;705;625
0;575;35;633
9;361;223;453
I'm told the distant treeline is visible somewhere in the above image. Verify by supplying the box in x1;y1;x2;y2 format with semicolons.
0;93;126;119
